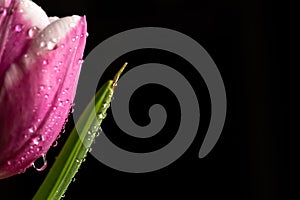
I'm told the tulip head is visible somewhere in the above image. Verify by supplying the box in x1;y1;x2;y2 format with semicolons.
0;0;87;179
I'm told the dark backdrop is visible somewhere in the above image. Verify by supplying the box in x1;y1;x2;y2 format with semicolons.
0;0;285;199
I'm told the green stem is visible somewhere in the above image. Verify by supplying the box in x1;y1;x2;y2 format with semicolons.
33;63;128;200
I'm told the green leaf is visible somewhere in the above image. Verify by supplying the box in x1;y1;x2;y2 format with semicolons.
33;63;128;200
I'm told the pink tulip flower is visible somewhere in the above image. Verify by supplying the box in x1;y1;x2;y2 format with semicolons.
0;0;87;179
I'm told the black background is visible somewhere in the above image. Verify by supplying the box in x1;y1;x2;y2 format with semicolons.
0;0;285;199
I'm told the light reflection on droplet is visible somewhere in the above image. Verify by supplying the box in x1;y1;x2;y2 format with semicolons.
32;154;47;171
14;24;23;32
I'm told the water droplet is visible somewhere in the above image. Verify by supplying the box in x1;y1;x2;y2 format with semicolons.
72;177;76;182
32;154;47;171
21;156;26;161
14;24;23;32
88;147;92;152
95;131;100;137
58;101;64;107
71;37;76;42
24;134;28;138
78;59;84;65
44;94;49;99
7;161;11;166
39;85;45;91
19;8;23;13
97;113;106;120
28;125;37;133
0;7;7;16
40;41;46;48
62;88;68;95
33;135;42;145
53;106;57;111
42;59;48;65
36;146;42;152
47;41;57;50
27;26;39;38
60;44;65;48
52;140;58;147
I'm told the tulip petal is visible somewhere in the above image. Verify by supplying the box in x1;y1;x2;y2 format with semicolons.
0;0;50;83
0;14;87;179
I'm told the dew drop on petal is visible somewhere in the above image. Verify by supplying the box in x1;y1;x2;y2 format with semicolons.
14;24;23;32
52;140;58;147
0;7;7;16
58;101;63;107
47;41;57;50
28;125;37;133
39;85;45;91
40;41;46;48
78;59;84;65
27;26;39;38
44;94;49;99
32;154;47;172
21;156;25;161
33;135;42;145
42;59;48;65
7;161;11;166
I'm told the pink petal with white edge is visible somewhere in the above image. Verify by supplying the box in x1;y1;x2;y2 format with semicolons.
0;0;50;81
0;14;87;179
